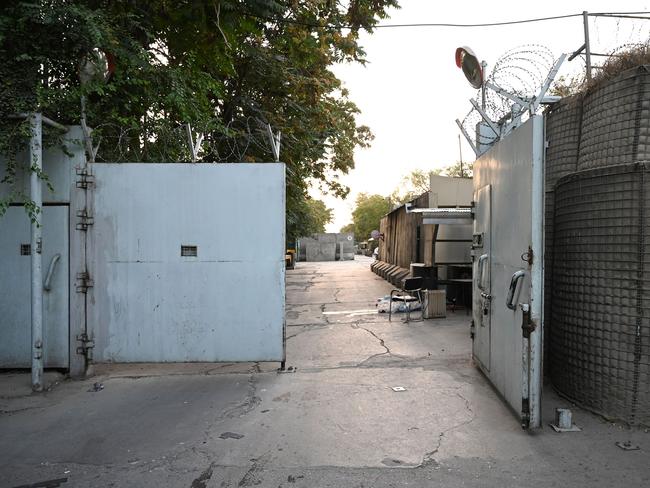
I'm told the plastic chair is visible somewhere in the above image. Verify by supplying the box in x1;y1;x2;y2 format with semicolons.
389;276;425;322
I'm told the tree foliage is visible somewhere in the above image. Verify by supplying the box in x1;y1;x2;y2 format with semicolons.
388;169;430;205
286;197;333;241
345;192;391;241
387;165;472;207
0;0;399;237
306;198;333;233
345;164;472;241
432;161;472;178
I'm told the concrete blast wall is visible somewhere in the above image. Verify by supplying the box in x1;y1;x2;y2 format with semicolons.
298;233;354;261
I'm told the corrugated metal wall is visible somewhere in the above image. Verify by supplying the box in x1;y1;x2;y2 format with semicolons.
379;192;432;269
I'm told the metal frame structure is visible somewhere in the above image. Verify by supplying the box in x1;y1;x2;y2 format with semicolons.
456;54;567;157
9;113;68;391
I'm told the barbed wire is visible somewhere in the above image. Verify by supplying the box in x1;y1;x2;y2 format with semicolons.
460;44;556;146
457;38;650;148
92;116;279;163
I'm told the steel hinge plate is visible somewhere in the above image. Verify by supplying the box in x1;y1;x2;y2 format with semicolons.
76;333;95;359
76;271;94;293
76;167;95;189
75;208;94;231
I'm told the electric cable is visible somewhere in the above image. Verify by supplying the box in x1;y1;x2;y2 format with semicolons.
242;11;650;30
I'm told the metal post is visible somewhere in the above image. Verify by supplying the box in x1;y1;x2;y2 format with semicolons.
458;134;464;177
80;95;95;164
583;11;592;80
481;61;487;110
29;113;44;392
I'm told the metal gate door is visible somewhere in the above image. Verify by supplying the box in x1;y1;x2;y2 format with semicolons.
472;116;544;429
472;184;491;371
89;163;285;363
0;206;70;368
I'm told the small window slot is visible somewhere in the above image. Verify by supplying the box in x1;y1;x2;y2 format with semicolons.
181;245;198;257
20;244;31;256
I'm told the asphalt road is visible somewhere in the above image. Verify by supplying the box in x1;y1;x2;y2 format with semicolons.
1;257;648;487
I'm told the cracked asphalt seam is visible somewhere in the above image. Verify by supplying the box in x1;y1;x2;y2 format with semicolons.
350;322;394;366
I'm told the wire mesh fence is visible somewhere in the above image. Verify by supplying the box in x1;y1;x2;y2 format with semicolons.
545;95;582;191
578;65;650;170
551;162;650;426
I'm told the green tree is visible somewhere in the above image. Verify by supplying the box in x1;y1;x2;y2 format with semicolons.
345;193;391;241
287;197;333;241
432;161;473;178
305;199;333;234
0;0;399;231
389;169;430;205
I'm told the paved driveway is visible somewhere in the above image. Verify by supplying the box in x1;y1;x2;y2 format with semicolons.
1;257;648;487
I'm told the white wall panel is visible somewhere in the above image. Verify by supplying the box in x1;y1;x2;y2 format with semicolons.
89;163;285;362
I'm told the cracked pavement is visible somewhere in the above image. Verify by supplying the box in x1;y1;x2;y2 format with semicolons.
1;257;649;487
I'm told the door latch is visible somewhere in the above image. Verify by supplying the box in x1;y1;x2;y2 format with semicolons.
480;292;492;316
472;233;484;249
520;303;536;338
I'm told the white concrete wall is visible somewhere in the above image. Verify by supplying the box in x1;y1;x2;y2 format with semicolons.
89;163;286;363
428;175;473;265
429;174;473;208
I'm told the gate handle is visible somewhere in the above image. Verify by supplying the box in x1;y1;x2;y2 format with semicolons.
43;253;61;291
477;254;488;291
506;270;526;310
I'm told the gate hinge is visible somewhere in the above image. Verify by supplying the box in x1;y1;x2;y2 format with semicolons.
76;333;95;360
521;246;533;266
75;208;94;231
76;167;95;189
470;320;475;340
76;271;94;293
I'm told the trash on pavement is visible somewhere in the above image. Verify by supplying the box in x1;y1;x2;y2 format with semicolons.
376;296;422;314
615;440;640;451
87;382;104;392
219;432;245;440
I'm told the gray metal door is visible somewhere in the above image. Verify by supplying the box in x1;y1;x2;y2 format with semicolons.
0;206;69;368
472;116;544;429
472;184;491;371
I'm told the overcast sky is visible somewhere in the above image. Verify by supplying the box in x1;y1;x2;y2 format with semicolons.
312;0;650;232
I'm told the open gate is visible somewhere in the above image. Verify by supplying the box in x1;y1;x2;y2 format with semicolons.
471;116;545;429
